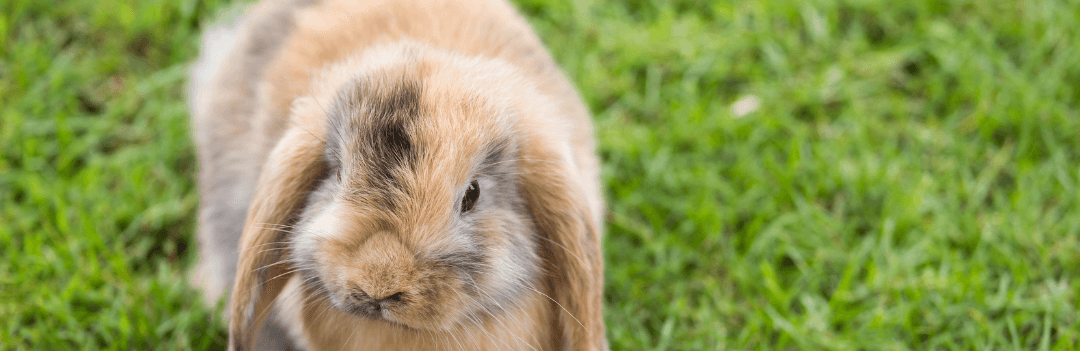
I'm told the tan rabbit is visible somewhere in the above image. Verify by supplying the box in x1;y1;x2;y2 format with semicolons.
188;0;605;350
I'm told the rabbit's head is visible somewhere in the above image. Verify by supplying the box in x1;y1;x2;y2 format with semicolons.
228;43;603;348
290;57;538;332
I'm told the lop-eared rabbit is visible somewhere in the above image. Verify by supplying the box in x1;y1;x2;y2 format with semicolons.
188;0;605;349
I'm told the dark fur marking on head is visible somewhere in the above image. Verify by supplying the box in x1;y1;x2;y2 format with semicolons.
326;78;424;210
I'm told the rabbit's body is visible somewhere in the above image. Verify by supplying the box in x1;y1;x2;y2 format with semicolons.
190;0;604;350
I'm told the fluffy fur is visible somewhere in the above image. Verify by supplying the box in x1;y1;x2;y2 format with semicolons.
188;0;605;350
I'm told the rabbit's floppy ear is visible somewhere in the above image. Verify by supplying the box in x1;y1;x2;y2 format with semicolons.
227;123;326;351
519;144;607;350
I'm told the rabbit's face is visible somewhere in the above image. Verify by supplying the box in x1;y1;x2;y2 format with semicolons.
289;66;540;331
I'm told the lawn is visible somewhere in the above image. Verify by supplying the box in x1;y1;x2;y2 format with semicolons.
2;0;1079;349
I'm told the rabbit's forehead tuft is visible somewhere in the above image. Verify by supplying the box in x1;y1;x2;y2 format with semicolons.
324;77;427;212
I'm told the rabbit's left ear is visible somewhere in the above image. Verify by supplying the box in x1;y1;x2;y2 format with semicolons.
227;125;327;351
518;143;607;350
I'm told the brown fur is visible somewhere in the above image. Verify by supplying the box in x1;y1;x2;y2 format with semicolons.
189;0;605;350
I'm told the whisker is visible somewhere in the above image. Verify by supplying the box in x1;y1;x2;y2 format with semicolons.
234;240;291;255
522;282;589;334
245;266;311;297
444;282;511;351
250;257;305;273
341;310;361;350
535;235;589;269
438;283;473;351
463;275;540;351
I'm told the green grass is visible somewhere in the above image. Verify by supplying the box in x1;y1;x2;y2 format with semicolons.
3;0;1079;349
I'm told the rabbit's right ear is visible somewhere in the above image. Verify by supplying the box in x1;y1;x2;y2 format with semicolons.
227;124;327;351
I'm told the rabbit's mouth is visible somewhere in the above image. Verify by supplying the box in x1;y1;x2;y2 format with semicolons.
340;288;414;326
302;272;435;331
344;303;420;331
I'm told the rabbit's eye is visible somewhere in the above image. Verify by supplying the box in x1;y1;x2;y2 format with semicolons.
461;180;480;213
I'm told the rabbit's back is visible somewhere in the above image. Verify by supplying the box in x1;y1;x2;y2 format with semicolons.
189;0;310;307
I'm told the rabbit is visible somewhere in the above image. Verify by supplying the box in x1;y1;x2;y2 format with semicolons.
187;0;606;350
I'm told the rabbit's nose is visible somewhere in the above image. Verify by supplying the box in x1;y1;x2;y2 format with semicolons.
377;291;404;303
351;288;406;308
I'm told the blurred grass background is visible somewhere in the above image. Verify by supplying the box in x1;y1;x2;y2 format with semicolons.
3;0;1080;349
